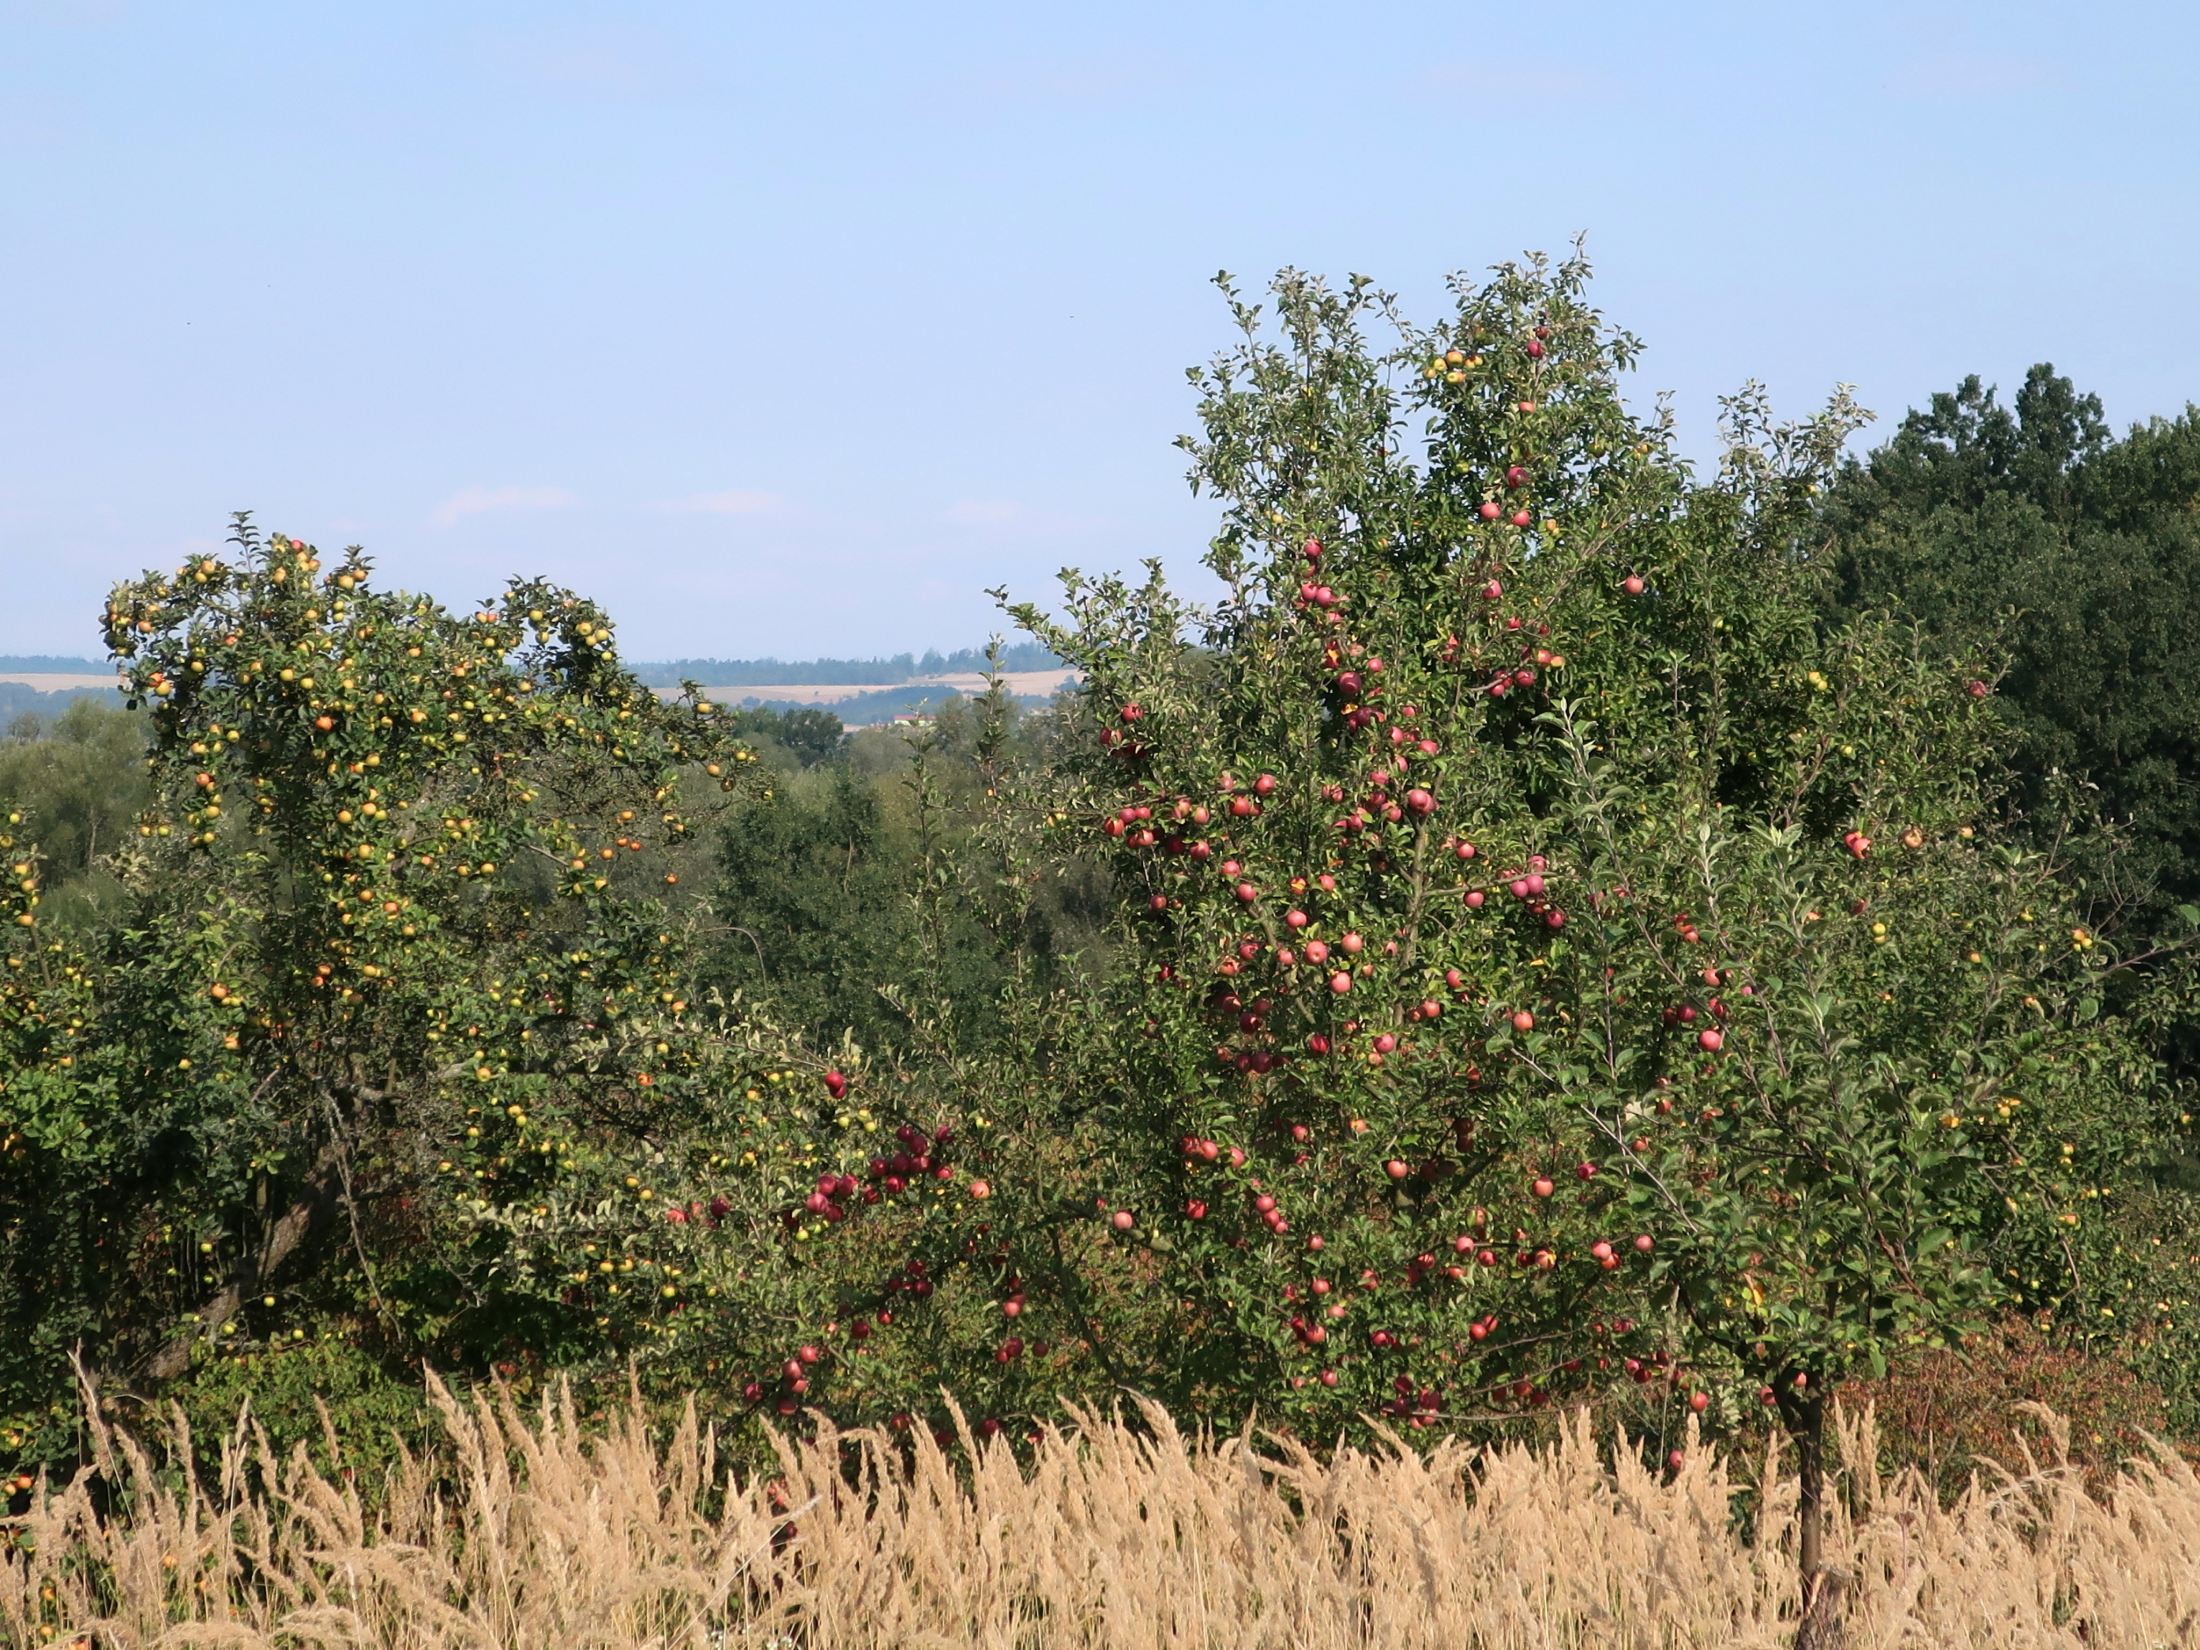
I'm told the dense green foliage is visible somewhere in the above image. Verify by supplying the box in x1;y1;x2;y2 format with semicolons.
1819;371;2200;1379
1825;366;2200;925
0;701;149;928
709;702;1109;1058
1;525;818;1464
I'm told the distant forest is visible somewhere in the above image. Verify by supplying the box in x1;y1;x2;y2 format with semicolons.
0;660;117;723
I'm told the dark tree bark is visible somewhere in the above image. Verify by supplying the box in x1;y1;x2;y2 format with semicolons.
1793;1387;1825;1583
138;1138;345;1382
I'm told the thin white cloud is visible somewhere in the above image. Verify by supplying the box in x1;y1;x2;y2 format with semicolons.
471;22;720;102
1884;51;2051;98
431;485;577;528
960;51;1181;108
1411;63;1623;99
943;499;1101;537
944;499;1027;527
654;489;784;516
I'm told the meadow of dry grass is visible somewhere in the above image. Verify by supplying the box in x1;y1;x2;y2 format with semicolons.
6;1374;2197;1649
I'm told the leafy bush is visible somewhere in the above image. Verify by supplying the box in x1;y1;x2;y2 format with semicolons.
1824;367;2200;930
1839;1316;2185;1498
162;1335;434;1493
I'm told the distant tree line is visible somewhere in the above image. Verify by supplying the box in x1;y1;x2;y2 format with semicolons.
0;684;119;721
0;657;123;721
0;656;112;675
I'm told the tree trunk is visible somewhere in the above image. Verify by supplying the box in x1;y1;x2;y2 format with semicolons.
1795;1565;1849;1650
1785;1387;1850;1650
1793;1389;1824;1585
139;1138;345;1382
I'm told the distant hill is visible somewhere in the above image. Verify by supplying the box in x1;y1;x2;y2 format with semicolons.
0;656;110;675
1;658;121;721
0;647;1073;730
626;642;1076;727
2;647;1065;691
627;641;1063;690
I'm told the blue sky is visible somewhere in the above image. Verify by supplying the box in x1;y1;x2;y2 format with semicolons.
4;0;2196;662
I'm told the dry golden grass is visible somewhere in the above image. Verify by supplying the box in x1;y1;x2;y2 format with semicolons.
6;1376;2198;1649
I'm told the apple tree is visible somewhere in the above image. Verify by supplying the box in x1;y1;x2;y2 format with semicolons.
984;252;2183;1594
0;519;882;1458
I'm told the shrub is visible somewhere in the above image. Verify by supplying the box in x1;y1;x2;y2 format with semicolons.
162;1335;434;1495
1839;1315;2182;1498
